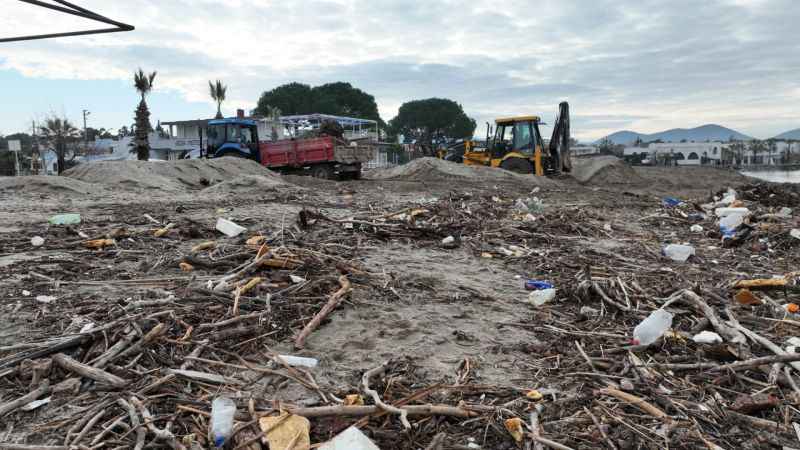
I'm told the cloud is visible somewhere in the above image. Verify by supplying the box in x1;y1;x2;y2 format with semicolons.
1;0;799;140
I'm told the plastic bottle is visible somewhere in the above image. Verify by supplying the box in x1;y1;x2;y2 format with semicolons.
719;213;745;237
524;280;554;291
632;309;673;345
663;244;695;262
527;288;556;306
210;396;237;448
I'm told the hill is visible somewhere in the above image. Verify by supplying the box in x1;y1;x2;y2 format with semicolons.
773;128;800;140
599;124;752;145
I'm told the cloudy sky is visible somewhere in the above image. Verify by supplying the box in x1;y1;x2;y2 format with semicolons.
1;0;798;141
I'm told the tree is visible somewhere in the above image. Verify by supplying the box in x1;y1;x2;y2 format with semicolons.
253;81;383;125
253;82;314;117
39;116;78;174
209;79;227;119
118;125;130;137
388;98;475;155
597;137;615;155
748;139;766;165
133;68;157;161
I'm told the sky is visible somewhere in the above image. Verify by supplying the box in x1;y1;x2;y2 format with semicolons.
1;0;799;141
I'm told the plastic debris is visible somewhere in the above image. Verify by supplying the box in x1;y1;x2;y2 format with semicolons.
663;244;695;262
785;303;800;314
525;280;554;291
791;229;800;240
35;295;57;304
153;223;175;237
442;236;455;245
289;275;306;284
21;290;30;296
79;323;95;333
215;218;247;237
719;213;746;238
604;223;613;232
786;337;800;347
662;197;683;207
30;236;45;247
344;394;365;405
276;355;319;368
504;417;525;442
246;235;266;248
632;309;673;346
210;397;236;447
259;414;311;450
48;213;81;225
22;397;51;411
527;288;556;306
319;426;380;450
179;262;194;272
690;225;703;234
734;289;762;306
83;239;115;249
526;390;544;401
191;241;217;253
693;331;723;344
715;207;750;218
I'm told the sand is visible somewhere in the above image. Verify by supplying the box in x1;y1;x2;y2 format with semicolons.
0;175;101;196
570;155;644;184
366;157;556;185
64;158;285;192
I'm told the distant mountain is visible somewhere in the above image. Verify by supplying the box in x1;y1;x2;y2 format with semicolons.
598;124;753;145
773;128;800;140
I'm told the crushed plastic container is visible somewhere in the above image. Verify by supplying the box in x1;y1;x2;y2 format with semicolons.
715;207;750;218
719;213;746;238
525;280;554;291
791;229;800;240
319;426;380;450
210;396;237;448
693;331;723;344
48;213;81;225
216;218;247;237
663;244;695;262
31;236;45;246
276;355;319;368
662;197;683;207
528;288;556;306
632;309;673;346
690;225;703;234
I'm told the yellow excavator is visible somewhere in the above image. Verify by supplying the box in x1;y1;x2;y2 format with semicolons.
443;102;572;176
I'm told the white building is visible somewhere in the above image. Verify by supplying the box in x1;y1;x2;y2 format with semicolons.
84;132;199;162
571;145;599;157
647;142;727;166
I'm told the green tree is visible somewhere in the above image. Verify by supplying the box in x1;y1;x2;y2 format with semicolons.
748;139;766;165
253;81;383;125
39;116;78;174
209;79;227;119
133;68;157;161
388;98;475;155
597;137;615;155
253;82;314;117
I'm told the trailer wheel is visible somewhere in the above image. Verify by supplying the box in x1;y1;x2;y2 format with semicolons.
311;164;334;180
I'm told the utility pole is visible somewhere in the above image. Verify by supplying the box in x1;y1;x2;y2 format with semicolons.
83;109;91;152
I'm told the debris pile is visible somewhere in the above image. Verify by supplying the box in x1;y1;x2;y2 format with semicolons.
1;161;800;449
571;155;644;184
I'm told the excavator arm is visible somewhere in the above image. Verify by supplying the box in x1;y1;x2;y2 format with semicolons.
548;102;571;173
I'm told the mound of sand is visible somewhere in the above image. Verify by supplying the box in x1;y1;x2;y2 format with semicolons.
570;156;643;184
367;157;555;185
64;158;286;192
202;174;290;194
0;175;101;195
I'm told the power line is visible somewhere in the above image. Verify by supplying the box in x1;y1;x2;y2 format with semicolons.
0;0;134;43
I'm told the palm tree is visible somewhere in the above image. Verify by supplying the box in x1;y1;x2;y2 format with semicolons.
209;80;227;119
39;116;78;174
133;68;157;161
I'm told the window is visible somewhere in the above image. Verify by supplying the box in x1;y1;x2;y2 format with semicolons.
513;122;534;153
713;147;718;155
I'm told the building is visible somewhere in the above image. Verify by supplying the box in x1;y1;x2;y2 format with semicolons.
83;132;199;162
571;145;599;157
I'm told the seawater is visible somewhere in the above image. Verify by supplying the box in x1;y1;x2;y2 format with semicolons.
741;170;800;184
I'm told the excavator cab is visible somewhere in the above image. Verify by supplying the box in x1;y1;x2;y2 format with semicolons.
462;102;571;176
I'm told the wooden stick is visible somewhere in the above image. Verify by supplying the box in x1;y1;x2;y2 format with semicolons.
69;408;106;446
117;398;145;450
362;361;411;429
131;397;186;450
730;322;800;373
0;381;49;416
680;290;746;344
294;275;351;349
280;404;480;419
52;353;128;388
597;388;669;420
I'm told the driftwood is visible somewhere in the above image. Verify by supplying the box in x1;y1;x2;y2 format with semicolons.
282;404;481;419
597;388;669;420
294;275;352;349
362;361;412;429
52;354;128;388
0;381;49;416
117;398;145;450
131;397;186;450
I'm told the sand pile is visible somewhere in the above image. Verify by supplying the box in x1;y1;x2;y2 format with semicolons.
570;156;643;184
202;174;289;194
367;157;555;185
0;175;100;196
64;158;286;192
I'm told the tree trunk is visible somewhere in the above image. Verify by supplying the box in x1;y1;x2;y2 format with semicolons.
215;103;223;119
134;100;151;161
56;140;66;174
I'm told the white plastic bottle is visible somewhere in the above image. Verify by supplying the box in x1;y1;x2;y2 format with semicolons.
211;397;237;448
633;309;674;346
663;244;695;262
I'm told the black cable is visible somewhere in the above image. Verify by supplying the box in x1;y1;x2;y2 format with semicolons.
0;0;134;43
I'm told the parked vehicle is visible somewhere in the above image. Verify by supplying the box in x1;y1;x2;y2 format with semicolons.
203;118;375;179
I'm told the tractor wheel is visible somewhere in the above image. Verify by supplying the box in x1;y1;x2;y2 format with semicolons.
311;164;334;180
499;157;534;174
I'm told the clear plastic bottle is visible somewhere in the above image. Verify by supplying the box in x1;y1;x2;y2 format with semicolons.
633;309;674;345
663;244;695;262
211;397;237;448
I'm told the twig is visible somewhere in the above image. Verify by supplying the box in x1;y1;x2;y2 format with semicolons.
117;398;145;450
294;275;351;349
131;397;186;450
362;361;411;429
0;381;49;416
597;388;669;420
584;406;617;450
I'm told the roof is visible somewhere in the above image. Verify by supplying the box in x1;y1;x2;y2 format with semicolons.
208;118;257;126
495;115;541;124
280;114;377;126
161;119;212;127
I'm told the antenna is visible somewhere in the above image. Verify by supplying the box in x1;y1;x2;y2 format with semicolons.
0;1;134;43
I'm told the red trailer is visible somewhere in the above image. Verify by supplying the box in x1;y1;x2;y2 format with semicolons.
259;136;375;179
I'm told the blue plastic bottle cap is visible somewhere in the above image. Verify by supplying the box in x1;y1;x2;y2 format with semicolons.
215;436;225;447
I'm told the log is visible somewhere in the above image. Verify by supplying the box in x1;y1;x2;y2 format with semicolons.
52;353;128;388
295;275;351;349
0;381;49;417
